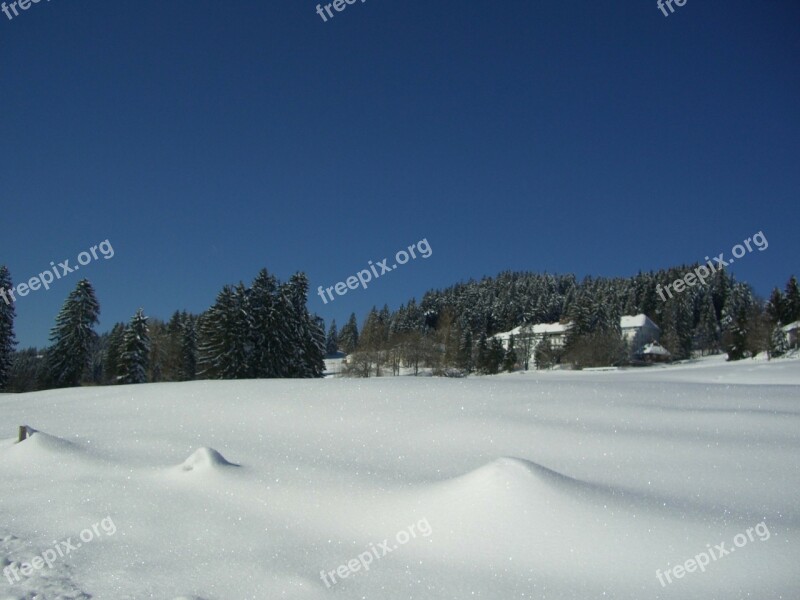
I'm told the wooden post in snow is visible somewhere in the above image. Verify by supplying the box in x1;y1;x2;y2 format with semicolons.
18;425;30;442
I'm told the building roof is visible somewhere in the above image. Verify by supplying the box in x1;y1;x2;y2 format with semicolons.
620;314;659;331
493;315;657;342
532;322;572;334
642;342;671;356
491;322;571;342
782;321;800;332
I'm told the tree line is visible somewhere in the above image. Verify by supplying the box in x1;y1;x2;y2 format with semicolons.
327;268;800;376
0;267;325;392
2;263;797;389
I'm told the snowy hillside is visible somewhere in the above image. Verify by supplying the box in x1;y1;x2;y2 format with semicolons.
1;356;799;599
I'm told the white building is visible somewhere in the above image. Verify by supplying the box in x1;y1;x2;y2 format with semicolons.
782;321;800;349
493;321;571;349
620;314;661;355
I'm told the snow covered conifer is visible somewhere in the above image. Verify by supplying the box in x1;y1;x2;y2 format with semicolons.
326;320;339;356
457;329;474;373
47;279;100;388
770;325;789;358
103;322;126;384
784;276;800;323
198;285;251;379
766;287;785;326
181;316;198;381
279;273;325;378
118;309;150;384
0;266;16;391
475;333;489;373
249;269;283;377
339;313;359;354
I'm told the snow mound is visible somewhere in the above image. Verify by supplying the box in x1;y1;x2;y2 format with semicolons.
435;456;597;506
178;447;239;472
405;456;667;573
0;429;94;467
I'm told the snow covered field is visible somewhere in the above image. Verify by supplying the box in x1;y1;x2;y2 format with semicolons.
1;356;799;599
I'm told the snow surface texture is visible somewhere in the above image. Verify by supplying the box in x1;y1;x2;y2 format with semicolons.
0;355;798;599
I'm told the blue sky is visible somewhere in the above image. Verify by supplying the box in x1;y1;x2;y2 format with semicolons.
1;0;798;348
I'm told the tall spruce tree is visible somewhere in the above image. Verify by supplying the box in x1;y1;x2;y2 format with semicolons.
724;306;749;361
47;279;100;388
180;315;198;381
784;276;800;323
770;324;789;357
475;333;489;373
766;288;785;325
486;337;505;374
198;285;251;379
118;309;150;384
695;297;720;355
457;329;474;373
104;322;126;384
0;266;16;391
326;320;339;356
249;269;283;378
339;313;359;354
279;273;325;378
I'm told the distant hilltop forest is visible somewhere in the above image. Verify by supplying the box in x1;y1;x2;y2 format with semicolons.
1;265;798;390
331;266;799;376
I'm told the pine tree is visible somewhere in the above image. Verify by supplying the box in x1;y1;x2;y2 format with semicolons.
250;269;283;378
784;276;800;323
563;294;592;358
279;273;325;378
487;337;505;374
0;266;16;391
339;313;359;354
47;279;100;388
457;329;474;373
198;285;251;379
437;309;461;371
104;323;126;384
661;296;693;360
475;333;489;373
118;309;150;384
766;287;785;325
770;325;789;358
308;315;328;376
724;306;749;361
694;296;719;355
180;316;197;381
326;320;339;356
